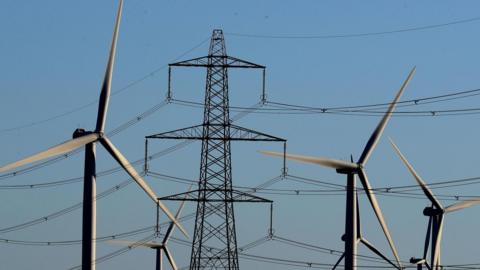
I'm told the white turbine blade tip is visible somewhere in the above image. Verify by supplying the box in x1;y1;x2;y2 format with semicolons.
95;0;123;133
358;67;416;165
258;150;282;157
388;137;443;209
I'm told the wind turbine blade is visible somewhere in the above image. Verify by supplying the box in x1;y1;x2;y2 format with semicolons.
357;169;402;269
163;185;193;244
432;216;444;270
106;239;161;248
100;137;189;238
0;133;99;173
95;0;123;133
389;138;442;209
164;246;178;270
259;151;358;170
331;253;345;270
423;216;432;260
358;67;416;165
445;197;480;213
100;137;157;201
158;199;189;239
360;237;400;269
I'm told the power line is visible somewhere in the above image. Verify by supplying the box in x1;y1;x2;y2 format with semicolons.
270;235;402;265
61;172;282;268
0;141;196;233
0;226;154;246
0;100;169;180
0;177;134;234
0;104;264;234
169;234;411;269
0;36;210;134
0;99;261;181
268;87;480;111
284;174;480;201
146;171;480;201
171;86;480;116
67;233;157;270
68;232;272;270
0;166;279;236
225;15;480;40
5;227;480;270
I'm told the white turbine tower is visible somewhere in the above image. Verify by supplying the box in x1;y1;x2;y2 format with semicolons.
261;67;416;270
0;1;186;269
390;138;480;270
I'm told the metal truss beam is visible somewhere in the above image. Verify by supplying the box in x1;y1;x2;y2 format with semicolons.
170;55;265;69
147;124;285;142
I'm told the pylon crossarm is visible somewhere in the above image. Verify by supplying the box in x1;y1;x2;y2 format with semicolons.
229;125;285;142
146;124;285;142
159;189;272;203
146;124;205;140
231;190;273;203
170;55;265;69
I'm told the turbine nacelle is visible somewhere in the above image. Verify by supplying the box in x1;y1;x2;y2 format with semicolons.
147;242;165;249
423;207;444;217
73;128;86;138
336;165;361;175
72;128;97;139
410;257;426;265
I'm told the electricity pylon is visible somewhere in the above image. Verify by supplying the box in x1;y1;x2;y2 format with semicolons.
146;29;285;269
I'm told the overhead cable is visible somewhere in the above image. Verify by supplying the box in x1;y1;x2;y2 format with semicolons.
0;36;210;134
225;15;480;40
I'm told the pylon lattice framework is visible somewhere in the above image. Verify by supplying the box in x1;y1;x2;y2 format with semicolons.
146;29;285;270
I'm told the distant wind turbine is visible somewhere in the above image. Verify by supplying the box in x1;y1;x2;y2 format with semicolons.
389;138;480;270
0;1;186;270
260;67;416;270
109;190;189;270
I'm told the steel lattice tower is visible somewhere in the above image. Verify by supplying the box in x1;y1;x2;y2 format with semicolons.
146;29;285;270
191;30;239;270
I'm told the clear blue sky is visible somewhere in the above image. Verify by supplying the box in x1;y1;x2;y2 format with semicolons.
2;0;480;269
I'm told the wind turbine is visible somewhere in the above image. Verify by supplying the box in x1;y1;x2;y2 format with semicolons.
109;193;188;270
0;1;186;270
261;67;416;270
389;138;480;270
